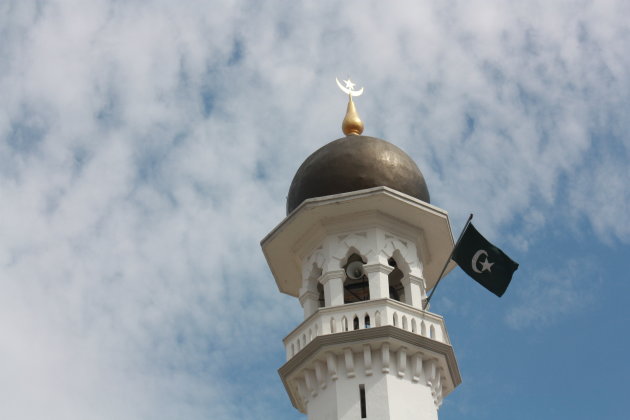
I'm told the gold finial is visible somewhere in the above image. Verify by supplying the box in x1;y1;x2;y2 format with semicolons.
342;95;364;135
336;77;364;136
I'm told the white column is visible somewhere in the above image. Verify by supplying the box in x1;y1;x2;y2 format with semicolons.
321;270;345;306
402;275;425;308
299;290;320;318
364;263;393;299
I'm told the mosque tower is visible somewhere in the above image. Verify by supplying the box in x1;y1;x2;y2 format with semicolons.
261;81;461;420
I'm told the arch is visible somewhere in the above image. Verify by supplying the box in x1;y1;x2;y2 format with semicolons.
402;315;408;331
315;323;320;336
330;318;337;333
308;329;313;342
380;238;419;277
411;319;417;333
430;325;436;339
297;339;301;351
303;248;326;279
331;234;372;272
421;320;427;336
317;282;325;308
342;316;349;332
375;311;382;327
364;313;371;328
291;343;295;357
343;253;370;304
387;256;405;303
393;312;398;327
353;315;360;330
302;259;325;309
302;333;307;345
338;246;367;269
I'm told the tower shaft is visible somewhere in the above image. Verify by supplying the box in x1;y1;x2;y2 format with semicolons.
262;188;461;419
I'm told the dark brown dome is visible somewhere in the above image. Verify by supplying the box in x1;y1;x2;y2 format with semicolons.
287;135;430;214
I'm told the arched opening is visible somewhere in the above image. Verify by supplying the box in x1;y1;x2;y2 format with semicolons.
303;263;324;312
375;311;382;327
331;318;337;333
353;316;359;330
393;312;398;327
343;254;369;304
387;257;405;302
411;319;417;333
402;315;408;331
430;325;436;339
317;282;325;308
364;314;371;328
342;316;349;332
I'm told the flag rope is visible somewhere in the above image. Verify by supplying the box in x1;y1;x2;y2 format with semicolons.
423;213;473;310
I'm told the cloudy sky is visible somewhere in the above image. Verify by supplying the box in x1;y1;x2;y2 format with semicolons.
1;0;629;419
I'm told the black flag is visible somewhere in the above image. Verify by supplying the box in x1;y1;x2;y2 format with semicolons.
452;223;519;297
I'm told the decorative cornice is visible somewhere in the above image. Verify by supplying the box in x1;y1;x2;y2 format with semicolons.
319;270;345;285
363;263;394;275
299;290;319;305
278;325;461;411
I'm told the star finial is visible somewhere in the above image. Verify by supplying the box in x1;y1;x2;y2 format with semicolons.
343;78;356;91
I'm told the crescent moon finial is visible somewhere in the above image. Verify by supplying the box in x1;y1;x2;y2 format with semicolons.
336;77;364;97
336;77;364;136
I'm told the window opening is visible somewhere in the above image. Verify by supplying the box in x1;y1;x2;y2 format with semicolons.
359;384;367;418
353;316;360;330
344;254;369;304
317;282;325;307
387;257;404;302
364;314;371;328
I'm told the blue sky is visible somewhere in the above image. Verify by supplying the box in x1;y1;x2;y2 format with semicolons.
1;1;629;419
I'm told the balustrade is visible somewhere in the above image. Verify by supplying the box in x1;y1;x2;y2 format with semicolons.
284;298;450;360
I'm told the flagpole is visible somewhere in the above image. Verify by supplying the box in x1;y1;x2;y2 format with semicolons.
423;213;473;310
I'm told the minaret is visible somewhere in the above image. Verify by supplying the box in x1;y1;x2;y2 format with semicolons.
261;81;461;420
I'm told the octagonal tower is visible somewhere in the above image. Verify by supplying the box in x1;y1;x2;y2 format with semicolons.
261;83;460;420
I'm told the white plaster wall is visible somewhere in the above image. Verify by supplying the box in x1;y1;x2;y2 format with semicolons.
386;374;437;420
305;348;438;420
306;383;338;420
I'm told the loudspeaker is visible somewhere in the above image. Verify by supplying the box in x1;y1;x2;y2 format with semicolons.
346;261;365;280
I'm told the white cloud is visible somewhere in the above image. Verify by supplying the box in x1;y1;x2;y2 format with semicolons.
0;0;629;418
504;259;598;329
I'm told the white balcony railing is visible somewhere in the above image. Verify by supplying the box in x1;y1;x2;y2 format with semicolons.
283;298;450;360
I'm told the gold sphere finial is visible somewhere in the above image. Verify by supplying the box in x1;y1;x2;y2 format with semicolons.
342;95;364;135
336;77;364;136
